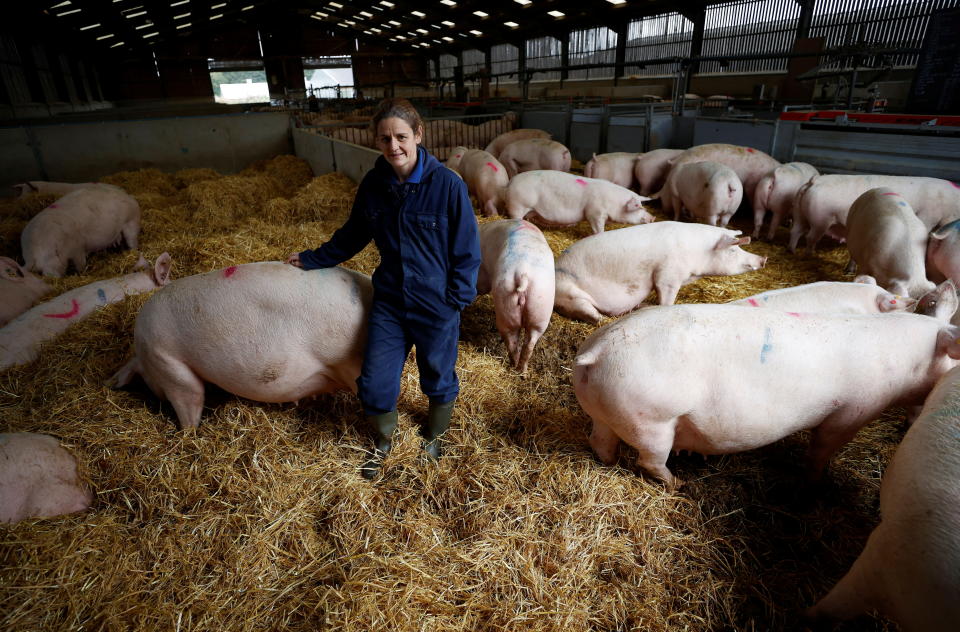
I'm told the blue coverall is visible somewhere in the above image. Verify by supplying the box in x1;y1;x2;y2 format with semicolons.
299;146;482;415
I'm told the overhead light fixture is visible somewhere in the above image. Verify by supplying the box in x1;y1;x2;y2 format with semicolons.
389;19;400;25
176;22;191;29
143;31;158;37
56;8;82;15
473;11;488;17
125;10;146;17
396;35;406;40
80;23;101;30
441;20;454;26
380;1;394;6
211;2;227;8
606;0;626;4
135;23;153;29
514;0;531;4
359;11;372;17
440;0;456;5
96;33;114;40
345;19;356;25
241;4;254;10
470;29;482;35
422;42;431;47
329;1;343;7
548;10;565;17
416;28;427;33
363;29;372;34
173;12;190;19
110;41;125;47
210;13;222;19
51;1;72;8
337;22;348;27
310;14;324;20
442;36;452;41
371;27;381;32
315;11;328;17
504;21;518;27
170;0;189;5
411;10;425;17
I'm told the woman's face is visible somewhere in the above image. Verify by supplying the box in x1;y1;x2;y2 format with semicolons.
375;117;422;178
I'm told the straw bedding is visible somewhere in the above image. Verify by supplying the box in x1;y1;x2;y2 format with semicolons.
1;155;897;631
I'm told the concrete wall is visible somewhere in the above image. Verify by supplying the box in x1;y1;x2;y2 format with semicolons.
1;112;292;188
292;128;379;181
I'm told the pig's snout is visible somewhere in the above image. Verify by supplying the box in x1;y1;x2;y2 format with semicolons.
748;256;768;271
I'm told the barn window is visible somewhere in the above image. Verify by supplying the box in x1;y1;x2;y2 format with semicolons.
208;59;269;104
303;55;354;99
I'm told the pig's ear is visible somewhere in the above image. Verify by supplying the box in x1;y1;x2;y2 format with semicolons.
937;327;960;360
937;279;959;319
854;274;877;285
0;256;25;283
153;252;173;286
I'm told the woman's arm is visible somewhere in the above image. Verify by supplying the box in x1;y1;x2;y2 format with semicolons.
295;192;374;271
445;178;482;310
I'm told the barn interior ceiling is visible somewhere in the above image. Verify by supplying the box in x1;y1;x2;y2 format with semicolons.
21;0;696;60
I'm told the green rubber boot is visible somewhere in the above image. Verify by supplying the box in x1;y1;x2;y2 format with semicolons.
360;410;398;480
423;399;455;461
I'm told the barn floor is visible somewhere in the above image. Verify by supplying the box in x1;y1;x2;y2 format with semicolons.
1;156;898;631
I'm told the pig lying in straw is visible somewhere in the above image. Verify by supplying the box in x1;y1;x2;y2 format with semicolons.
806;362;960;631
21;184;142;277
446;146;509;217
477;219;555;374
845;187;935;298
110;263;372;430
730;278;915;314
0;256;51;326
573;280;959;489
0;432;92;523
0;253;172;371
503;170;652;235
554;222;766;323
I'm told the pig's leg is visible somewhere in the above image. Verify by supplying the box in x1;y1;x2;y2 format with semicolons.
516;326;543;374
789;214;808;253
589;420;620;465
615;417;678;489
142;355;205;430
69;250;87;275
805;537;878;623
500;328;521;369
765;209;785;241
483;197;499;218
752;207;766;239
653;274;681;306
805;223;829;253
562;297;603;324
587;212;608;235
121;221;140;250
806;415;863;480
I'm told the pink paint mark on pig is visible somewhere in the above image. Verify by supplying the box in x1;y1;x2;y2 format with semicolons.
485;162;499;172
787;312;802;318
44;299;80;319
575;178;588;187
890;299;898;305
223;266;238;278
747;298;760;307
747;148;755;153
952;182;960;189
882;192;900;196
49;204;59;208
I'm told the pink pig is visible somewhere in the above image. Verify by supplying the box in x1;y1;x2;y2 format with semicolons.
503;170;653;234
731;279;915;314
655;143;780;208
483;128;552;159
0;256;51;326
845;187;935;298
633;148;684;195
790;174;960;252
573;297;960;489
554;222;766;323
661;161;743;227
751;162;819;239
12;180;108;199
498;139;572;178
21;185;142;277
110;263;372;430
446;146;510;217
583;152;640;189
806;362;960;631
0;433;92;524
0;254;172;370
477;219;555;373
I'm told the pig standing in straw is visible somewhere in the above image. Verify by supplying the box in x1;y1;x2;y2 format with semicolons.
806;362;960;631
554;222;766;323
572;280;959;490
446;146;509;217
504;170;653;235
477;219;555;374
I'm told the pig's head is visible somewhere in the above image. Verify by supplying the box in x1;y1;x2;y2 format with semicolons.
621;194;655;225
0;256;51;302
12;182;38;199
926;221;960;283
711;234;767;274
914;280;958;322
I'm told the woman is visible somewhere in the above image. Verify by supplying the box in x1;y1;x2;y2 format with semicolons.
286;98;481;479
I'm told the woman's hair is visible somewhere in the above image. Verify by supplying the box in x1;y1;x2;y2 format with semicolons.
370;97;424;137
